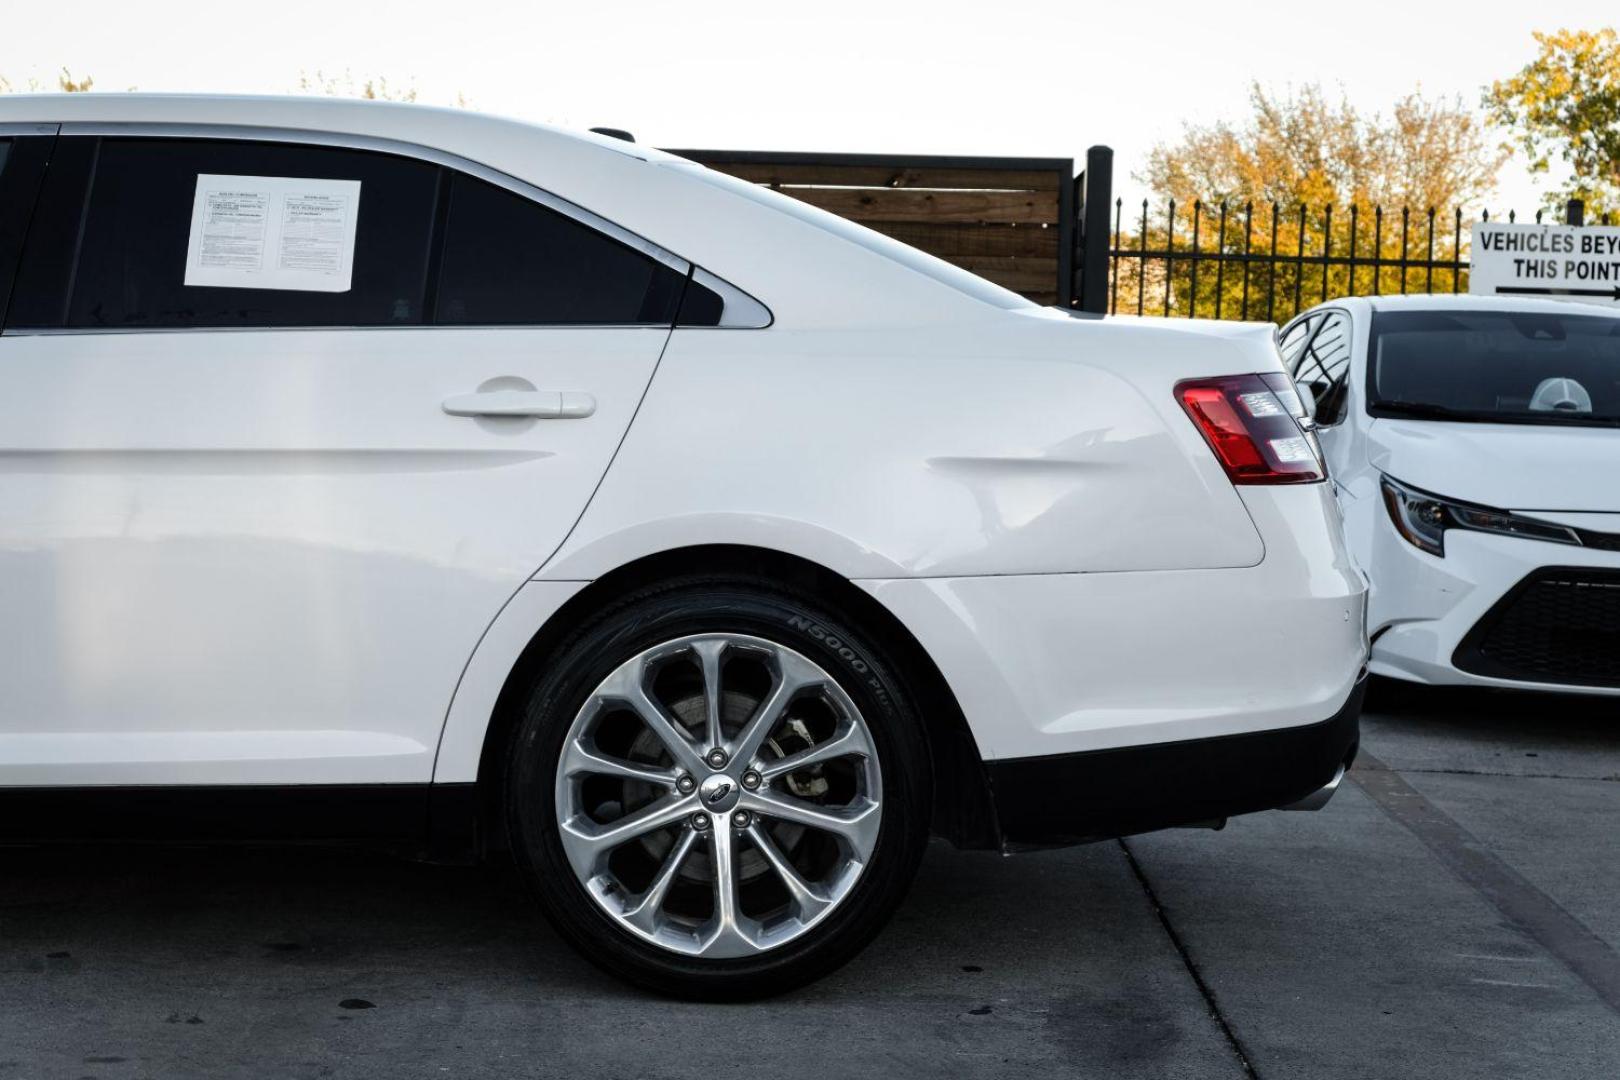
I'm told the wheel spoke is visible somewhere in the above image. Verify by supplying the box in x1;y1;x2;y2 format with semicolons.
560;739;678;787
623;826;698;933
560;793;695;865
757;721;871;781
700;816;756;958
747;821;832;923
730;652;824;767
692;638;727;752
741;789;881;858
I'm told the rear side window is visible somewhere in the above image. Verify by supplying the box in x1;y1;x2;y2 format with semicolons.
12;138;440;329
1278;315;1318;367
1290;311;1353;425
435;173;683;325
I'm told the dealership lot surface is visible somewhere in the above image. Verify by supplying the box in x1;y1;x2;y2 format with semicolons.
4;681;1617;1080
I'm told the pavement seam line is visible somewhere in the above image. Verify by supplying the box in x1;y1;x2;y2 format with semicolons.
1350;749;1620;1016
1118;838;1261;1080
1356;764;1620;783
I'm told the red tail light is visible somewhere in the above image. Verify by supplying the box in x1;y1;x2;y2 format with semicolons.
1175;373;1325;484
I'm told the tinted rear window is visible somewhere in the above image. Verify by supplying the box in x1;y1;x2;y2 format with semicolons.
435;173;683;325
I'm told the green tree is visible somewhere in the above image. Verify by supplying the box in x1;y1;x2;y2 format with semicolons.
296;69;419;102
57;68;94;92
1486;28;1620;216
1146;82;1501;213
1124;82;1505;321
0;67;99;93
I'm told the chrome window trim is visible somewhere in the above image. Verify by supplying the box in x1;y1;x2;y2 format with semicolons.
0;123;60;137
54;121;691;274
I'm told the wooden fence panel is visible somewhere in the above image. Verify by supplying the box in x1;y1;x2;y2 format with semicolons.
667;150;1074;304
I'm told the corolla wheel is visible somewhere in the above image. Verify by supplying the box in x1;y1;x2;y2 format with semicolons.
504;578;929;999
556;633;881;958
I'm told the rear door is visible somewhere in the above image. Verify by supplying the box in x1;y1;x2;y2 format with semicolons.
0;130;681;787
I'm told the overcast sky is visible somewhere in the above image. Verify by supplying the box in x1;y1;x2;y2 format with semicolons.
3;1;1613;214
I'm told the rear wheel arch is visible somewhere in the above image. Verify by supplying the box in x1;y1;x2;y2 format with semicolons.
471;544;1000;855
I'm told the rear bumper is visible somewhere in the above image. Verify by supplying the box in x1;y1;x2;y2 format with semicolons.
984;677;1364;849
859;486;1368;761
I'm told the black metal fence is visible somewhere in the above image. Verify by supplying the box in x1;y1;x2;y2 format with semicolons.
1105;200;1600;323
1071;144;1609;323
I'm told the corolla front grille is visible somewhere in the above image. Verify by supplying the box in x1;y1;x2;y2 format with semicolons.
1453;568;1620;688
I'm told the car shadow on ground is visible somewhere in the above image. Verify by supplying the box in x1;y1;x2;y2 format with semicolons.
1365;675;1620;749
0;834;1161;1001
1;837;1239;1078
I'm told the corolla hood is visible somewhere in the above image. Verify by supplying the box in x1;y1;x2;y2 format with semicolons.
1368;418;1620;512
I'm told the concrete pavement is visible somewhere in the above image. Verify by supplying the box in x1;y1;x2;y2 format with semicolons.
3;680;1616;1078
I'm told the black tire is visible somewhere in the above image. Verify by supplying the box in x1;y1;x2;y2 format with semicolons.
503;574;931;1000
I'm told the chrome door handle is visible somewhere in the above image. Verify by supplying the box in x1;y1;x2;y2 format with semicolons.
441;390;596;419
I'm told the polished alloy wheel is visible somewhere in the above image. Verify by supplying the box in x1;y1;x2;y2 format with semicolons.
554;633;881;959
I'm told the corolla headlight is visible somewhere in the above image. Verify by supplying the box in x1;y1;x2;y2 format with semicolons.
1380;475;1580;557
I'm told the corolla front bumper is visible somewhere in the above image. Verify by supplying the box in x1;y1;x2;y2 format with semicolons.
1368;517;1620;694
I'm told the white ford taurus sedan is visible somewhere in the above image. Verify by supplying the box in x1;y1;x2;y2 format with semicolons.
1283;294;1620;696
0;95;1366;998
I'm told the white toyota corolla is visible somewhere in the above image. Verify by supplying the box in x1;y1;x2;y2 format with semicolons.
1283;294;1620;696
0;95;1366;998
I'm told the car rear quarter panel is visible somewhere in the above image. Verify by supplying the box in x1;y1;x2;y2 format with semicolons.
538;311;1271;582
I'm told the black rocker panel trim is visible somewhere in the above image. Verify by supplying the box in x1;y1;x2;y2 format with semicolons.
986;678;1365;849
0;783;479;862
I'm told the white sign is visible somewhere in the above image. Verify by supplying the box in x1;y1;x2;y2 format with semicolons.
184;175;361;292
1470;221;1620;305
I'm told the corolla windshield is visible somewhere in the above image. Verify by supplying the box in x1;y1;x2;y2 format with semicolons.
1368;308;1620;426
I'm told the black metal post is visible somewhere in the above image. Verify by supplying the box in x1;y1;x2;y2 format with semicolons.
1567;198;1585;226
1425;208;1436;293
1266;203;1280;323
1190;201;1202;318
1293;205;1306;317
1077;145;1114;314
1320;205;1333;305
1137;200;1148;317
1452;209;1463;293
1348;205;1359;296
1111;198;1122;315
1241;202;1253;320
1373;207;1383;296
1165;199;1176;317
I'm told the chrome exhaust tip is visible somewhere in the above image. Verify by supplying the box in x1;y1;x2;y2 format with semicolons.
1279;764;1345;812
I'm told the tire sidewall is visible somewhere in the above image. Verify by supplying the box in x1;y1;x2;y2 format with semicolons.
504;580;930;998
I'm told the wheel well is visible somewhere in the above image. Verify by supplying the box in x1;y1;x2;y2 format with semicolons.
474;544;1001;853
